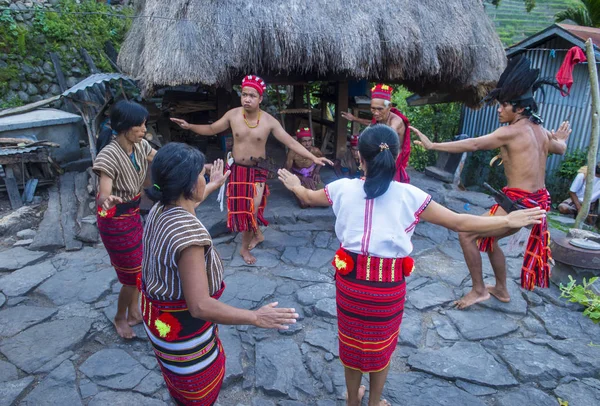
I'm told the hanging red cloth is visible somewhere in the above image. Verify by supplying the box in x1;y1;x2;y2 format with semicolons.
556;46;587;96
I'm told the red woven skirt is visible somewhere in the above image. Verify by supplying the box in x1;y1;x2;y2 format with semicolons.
226;164;269;233
336;275;406;372
141;283;226;406
97;195;143;286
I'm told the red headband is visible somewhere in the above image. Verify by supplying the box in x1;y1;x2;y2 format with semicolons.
296;127;312;138
241;75;267;96
349;134;359;147
371;84;393;101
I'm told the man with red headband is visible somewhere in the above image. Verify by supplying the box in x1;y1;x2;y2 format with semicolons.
341;84;411;183
334;134;362;179
172;75;332;264
285;127;324;207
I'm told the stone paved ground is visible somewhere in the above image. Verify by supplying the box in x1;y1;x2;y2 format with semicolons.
1;169;599;406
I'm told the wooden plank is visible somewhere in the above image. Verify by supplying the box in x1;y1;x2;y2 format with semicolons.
50;52;68;91
0;95;62;119
335;81;349;159
3;166;23;210
80;48;98;73
59;172;83;251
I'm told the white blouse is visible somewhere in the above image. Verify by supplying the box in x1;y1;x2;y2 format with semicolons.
325;178;431;258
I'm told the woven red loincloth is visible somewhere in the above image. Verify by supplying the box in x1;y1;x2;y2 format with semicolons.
477;187;552;290
226;164;270;233
97;195;143;286
141;283;226;406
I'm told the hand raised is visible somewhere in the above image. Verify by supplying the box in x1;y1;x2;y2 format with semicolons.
170;117;191;130
409;126;434;150
277;168;302;190
341;111;355;122
506;207;546;228
253;302;299;329
209;159;231;187
551;120;572;142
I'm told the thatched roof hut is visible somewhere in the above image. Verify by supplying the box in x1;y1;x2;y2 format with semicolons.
118;0;505;106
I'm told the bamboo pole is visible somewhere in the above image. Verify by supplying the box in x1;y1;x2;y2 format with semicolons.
574;38;600;229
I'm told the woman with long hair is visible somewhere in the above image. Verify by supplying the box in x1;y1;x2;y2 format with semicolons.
278;124;545;406
142;143;298;405
93;100;157;339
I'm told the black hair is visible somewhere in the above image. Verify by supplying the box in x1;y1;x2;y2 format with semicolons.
596;163;600;176
358;124;399;199
485;55;561;125
145;143;206;205
96;126;113;155
96;100;149;153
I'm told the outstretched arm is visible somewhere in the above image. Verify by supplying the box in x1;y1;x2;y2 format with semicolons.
411;126;513;153
201;159;230;202
277;169;330;206
171;111;232;136
341;111;371;126
548;121;571;155
420;200;545;233
271;119;333;166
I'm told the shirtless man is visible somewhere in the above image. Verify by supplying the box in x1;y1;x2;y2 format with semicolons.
411;55;571;309
285;127;324;200
171;75;332;264
341;84;411;183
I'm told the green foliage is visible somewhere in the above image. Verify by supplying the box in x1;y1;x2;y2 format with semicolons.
560;276;600;323
555;0;600;27
488;0;537;12
547;149;588;204
0;0;133;102
0;96;24;109
391;87;462;171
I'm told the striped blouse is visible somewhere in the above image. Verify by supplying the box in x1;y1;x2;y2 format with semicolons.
142;204;224;301
92;139;152;202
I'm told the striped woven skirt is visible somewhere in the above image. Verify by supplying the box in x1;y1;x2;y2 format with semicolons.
226;164;270;233
141;283;226;406
97;195;143;286
333;249;408;373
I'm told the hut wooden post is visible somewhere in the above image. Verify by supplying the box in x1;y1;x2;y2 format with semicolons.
335;81;349;159
575;39;600;229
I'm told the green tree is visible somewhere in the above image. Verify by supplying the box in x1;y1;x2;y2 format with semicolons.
555;0;600;27
487;0;536;12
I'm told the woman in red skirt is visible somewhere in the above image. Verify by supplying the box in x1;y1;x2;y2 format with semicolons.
142;143;298;405
93;100;157;339
278;124;545;406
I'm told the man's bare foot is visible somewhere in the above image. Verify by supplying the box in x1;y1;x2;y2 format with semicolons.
369;400;390;406
127;310;143;326
114;317;136;339
248;230;265;251
486;285;511;303
454;289;490;310
240;248;257;265
345;385;366;406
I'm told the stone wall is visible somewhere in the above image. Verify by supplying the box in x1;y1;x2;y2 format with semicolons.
0;0;129;107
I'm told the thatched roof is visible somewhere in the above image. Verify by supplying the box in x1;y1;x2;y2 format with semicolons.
118;0;506;106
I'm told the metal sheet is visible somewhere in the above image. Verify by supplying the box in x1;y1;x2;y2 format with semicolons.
61;73;132;97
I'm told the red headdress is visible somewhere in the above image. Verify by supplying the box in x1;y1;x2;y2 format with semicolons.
349;134;359;147
371;84;393;101
241;75;267;96
296;127;312;139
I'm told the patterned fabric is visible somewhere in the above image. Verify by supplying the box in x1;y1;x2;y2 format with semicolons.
336;272;405;373
291;164;321;191
226;164;270;232
477;187;552;290
97;195;143;286
143;204;225;300
92;139;152;202
141;283;226;406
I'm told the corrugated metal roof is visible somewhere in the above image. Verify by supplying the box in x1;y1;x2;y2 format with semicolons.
0;145;49;156
560;24;600;50
61;73;132;97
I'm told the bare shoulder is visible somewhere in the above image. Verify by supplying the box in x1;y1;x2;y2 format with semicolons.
260;110;276;123
310;146;323;157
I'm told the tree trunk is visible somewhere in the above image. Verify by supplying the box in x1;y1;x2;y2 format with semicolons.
575;39;600;229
